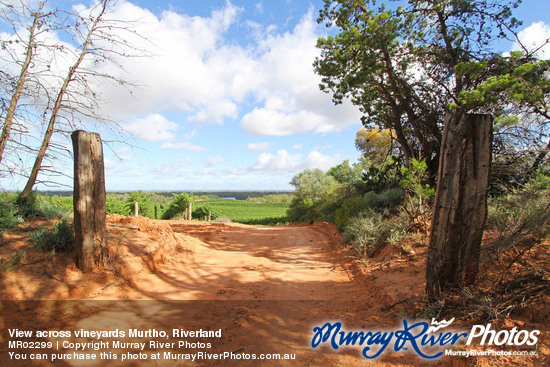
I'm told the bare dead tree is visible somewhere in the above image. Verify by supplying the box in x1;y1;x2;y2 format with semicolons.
11;0;148;199
0;0;63;173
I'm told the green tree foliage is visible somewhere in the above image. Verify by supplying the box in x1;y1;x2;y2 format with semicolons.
453;53;550;185
314;0;522;180
162;192;192;219
291;169;337;202
327;159;368;184
287;169;338;222
126;191;154;218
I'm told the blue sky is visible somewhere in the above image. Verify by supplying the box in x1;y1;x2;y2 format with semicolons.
7;0;550;191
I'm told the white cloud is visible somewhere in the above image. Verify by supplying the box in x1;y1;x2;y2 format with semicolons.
293;144;302;150
313;144;332;150
90;1;249;122
245;142;274;151
205;155;229;167
79;1;361;135
161;141;206;152
253;150;300;171
512;21;550;60
189;100;238;123
252;149;337;172
127;113;177;141
242;108;326;136
239;10;362;136
299;150;337;170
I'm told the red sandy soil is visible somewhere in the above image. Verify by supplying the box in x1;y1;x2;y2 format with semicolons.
0;216;548;366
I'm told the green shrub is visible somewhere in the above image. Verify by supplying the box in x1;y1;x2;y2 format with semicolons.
15;191;40;218
363;187;404;209
154;203;168;219
342;210;409;257
30;220;75;253
287;197;315;223
343;211;389;257
486;173;550;247
0;193;23;237
334;195;369;230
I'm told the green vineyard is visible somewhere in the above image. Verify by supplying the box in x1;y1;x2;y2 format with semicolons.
193;199;290;225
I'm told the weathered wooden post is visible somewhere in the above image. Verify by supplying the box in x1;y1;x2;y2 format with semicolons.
188;202;192;221
208;211;211;222
72;130;107;272
134;201;138;217
426;113;493;301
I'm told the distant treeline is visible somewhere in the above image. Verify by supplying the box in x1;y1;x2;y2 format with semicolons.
38;190;293;201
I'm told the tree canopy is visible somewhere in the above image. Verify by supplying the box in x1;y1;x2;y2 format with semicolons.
314;0;530;180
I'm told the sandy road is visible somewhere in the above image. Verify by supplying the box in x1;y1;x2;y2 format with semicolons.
163;222;357;301
0;219;421;366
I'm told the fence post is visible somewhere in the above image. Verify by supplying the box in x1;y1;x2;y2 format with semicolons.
188;202;192;221
72;130;107;272
134;201;138;217
426;113;492;301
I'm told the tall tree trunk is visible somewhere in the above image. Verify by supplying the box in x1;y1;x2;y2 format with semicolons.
426;113;493;302
18;2;107;200
0;2;44;165
72;130;107;272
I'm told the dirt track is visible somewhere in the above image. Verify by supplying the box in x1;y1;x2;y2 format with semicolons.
126;221;359;301
1;217;546;366
1;218;422;366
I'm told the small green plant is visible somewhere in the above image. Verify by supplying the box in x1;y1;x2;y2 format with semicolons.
30;220;75;253
343;209;409;257
342;210;390;257
3;251;27;271
400;159;435;233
